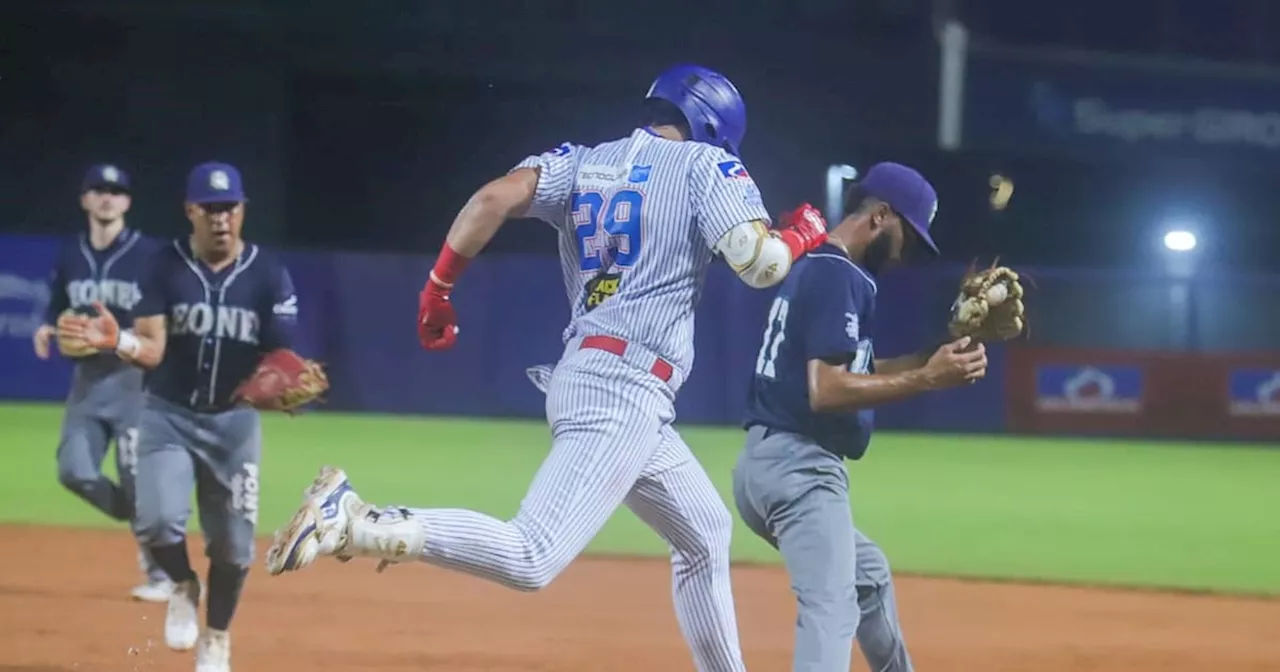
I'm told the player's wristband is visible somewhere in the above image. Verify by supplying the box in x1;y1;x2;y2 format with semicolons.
115;330;141;359
431;242;471;287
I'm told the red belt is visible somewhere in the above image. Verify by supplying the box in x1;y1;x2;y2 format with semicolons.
580;335;674;382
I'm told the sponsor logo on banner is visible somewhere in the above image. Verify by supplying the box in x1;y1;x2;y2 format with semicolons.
963;51;1280;159
1034;365;1143;413
1030;81;1280;150
1227;369;1280;417
0;273;50;339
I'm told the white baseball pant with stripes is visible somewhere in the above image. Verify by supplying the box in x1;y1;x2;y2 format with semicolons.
406;344;746;672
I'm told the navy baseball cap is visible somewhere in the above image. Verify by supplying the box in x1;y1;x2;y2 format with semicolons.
186;162;247;204
859;162;939;254
81;164;131;193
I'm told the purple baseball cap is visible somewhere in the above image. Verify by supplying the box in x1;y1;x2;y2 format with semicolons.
186;162;247;204
859;162;939;254
82;164;131;193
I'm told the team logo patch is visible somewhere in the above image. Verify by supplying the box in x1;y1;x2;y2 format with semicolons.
845;312;859;340
550;142;573;157
102;166;120;183
1227;369;1280;416
272;294;299;317
583;273;621;312
628;165;652;183
717;160;750;180
1034;365;1143;414
210;170;230;190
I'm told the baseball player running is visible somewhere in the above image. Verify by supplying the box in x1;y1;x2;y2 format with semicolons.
32;164;169;602
60;162;324;672
266;64;828;671
733;163;998;672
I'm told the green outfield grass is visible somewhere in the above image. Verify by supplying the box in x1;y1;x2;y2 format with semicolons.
2;402;1277;596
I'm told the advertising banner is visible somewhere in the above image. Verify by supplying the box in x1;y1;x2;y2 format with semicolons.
963;46;1280;159
1226;369;1280;418
1008;347;1280;441
1032;364;1143;415
1216;359;1280;441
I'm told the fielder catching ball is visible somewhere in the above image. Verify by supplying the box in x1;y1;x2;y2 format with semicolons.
60;162;326;672
733;164;1027;671
266;64;831;672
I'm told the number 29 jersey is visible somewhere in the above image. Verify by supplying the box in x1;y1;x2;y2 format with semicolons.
513;128;770;378
745;245;879;460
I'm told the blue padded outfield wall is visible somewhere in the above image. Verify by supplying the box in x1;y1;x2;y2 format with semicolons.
6;233;1279;439
0;233;1006;432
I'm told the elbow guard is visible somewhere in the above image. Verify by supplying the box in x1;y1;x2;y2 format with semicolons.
716;221;794;289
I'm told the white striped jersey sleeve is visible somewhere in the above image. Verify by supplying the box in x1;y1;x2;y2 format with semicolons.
511;142;583;227
689;146;772;250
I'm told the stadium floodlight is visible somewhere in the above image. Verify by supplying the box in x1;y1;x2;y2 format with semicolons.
1162;229;1197;253
1159;226;1200;349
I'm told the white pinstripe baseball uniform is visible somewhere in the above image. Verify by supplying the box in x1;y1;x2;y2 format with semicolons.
407;128;770;672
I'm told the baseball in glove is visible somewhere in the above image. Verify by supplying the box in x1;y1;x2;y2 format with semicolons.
947;259;1028;343
231;348;329;414
56;309;100;358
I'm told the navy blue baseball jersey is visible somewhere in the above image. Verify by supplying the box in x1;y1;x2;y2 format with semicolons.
44;228;158;361
745;243;878;460
135;239;298;412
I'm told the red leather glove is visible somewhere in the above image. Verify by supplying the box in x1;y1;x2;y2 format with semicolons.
776;202;829;260
417;275;458;350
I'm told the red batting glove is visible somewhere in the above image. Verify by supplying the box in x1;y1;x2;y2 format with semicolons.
417;274;459;351
418;243;471;351
776;202;829;260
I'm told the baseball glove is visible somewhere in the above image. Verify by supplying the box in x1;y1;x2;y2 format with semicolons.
56;309;100;358
231;348;329;414
947;259;1028;343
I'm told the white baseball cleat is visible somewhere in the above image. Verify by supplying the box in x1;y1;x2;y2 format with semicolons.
265;466;426;576
165;578;201;651
195;628;231;672
130;578;175;603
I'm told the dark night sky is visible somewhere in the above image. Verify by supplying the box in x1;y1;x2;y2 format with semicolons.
4;0;1280;271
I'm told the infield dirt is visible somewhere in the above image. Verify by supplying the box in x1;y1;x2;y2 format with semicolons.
2;525;1277;671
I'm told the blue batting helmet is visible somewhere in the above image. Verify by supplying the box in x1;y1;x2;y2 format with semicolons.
644;64;747;156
